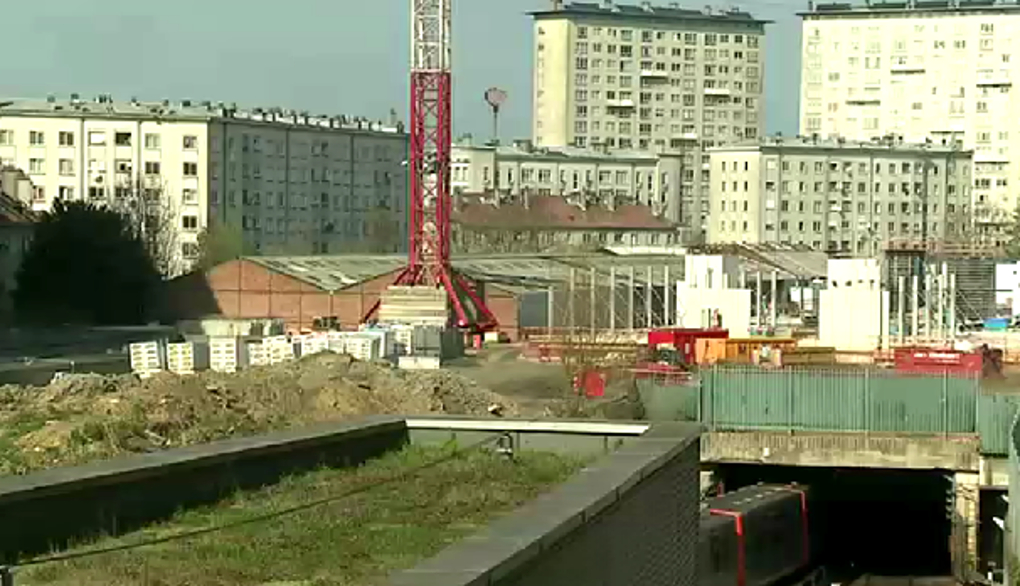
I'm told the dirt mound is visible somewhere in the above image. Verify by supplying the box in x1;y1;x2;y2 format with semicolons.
0;353;515;475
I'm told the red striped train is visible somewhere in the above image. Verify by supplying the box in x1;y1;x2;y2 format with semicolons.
700;484;824;586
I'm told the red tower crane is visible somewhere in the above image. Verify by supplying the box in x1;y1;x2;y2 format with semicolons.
361;0;497;333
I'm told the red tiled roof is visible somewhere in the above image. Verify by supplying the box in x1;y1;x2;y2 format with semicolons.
453;195;674;231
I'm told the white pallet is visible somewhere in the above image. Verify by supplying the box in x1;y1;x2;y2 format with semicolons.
398;355;442;370
301;335;329;356
166;342;196;375
266;336;295;365
209;338;239;373
129;341;165;373
247;341;269;366
345;335;381;362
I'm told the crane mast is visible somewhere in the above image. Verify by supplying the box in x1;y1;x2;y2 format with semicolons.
361;0;497;332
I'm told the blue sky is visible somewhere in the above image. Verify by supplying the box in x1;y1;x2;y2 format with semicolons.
0;0;803;139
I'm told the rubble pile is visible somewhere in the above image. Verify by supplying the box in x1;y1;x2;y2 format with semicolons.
0;353;515;474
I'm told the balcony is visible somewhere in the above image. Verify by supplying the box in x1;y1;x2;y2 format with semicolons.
639;69;669;80
606;99;635;108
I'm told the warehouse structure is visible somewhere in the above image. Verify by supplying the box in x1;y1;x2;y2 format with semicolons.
164;247;826;340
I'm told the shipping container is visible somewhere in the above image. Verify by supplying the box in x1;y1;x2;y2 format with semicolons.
894;347;983;376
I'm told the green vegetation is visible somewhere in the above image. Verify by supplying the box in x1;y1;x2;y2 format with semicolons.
16;444;590;586
194;219;249;270
13;201;161;325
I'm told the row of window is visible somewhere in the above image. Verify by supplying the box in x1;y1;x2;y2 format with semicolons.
574;26;760;49
723;159;964;176
718;199;966;215
717;219;962;237
572;40;759;63
0;129;198;150
23;158;198;177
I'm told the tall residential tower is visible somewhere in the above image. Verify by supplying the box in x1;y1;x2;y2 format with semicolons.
800;3;1020;238
529;1;768;239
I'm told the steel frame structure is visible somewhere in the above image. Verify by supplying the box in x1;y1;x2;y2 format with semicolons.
362;0;496;331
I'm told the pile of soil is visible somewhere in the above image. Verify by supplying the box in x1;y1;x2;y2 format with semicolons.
0;353;515;475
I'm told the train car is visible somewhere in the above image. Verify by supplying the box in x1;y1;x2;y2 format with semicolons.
699;484;813;586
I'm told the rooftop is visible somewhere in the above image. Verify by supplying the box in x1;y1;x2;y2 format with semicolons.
708;134;972;155
453;195;676;231
0;96;405;135
453;138;667;162
240;246;826;294
801;0;1020;16
529;1;770;25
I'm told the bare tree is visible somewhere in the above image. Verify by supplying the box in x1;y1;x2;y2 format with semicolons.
108;177;180;277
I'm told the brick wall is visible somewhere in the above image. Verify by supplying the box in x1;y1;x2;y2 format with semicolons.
165;259;523;336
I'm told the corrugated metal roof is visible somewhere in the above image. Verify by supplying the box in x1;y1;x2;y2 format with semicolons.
243;247;825;293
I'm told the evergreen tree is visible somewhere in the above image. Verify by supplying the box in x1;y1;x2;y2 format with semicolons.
13;201;160;324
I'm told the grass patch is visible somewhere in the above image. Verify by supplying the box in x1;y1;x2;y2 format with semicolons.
16;444;591;586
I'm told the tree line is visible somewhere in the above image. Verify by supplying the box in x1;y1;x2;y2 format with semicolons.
13;196;243;326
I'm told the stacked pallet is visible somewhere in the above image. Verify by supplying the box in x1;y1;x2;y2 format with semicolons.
129;341;165;378
209;338;241;373
166;342;203;375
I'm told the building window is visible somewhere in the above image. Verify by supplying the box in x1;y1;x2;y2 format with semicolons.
29;131;44;146
182;242;200;259
58;131;75;146
183;162;198;176
145;161;161;175
32;186;45;202
182;189;198;203
59;159;74;175
114;132;132;147
183;135;198;150
0;130;11;145
58;186;74;199
144;134;161;149
181;215;199;231
28;158;44;174
88;131;106;145
89;186;106;199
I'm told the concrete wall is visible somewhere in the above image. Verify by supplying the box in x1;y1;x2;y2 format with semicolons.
0;416;703;586
391;420;702;586
0;416;407;563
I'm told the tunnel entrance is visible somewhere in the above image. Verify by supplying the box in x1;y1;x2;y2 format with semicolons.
712;464;952;578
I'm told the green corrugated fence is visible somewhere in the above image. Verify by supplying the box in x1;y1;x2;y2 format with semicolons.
636;365;1016;446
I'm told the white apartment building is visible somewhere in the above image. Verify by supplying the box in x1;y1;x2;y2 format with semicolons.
0;96;408;272
451;138;682;217
707;136;974;256
529;1;769;237
800;3;1020;232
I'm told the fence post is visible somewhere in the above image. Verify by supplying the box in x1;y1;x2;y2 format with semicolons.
1;566;13;586
864;367;871;435
943;372;950;439
787;369;794;433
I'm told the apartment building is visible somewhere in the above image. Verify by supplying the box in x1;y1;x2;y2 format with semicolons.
707;136;974;256
452;138;682;218
528;0;768;237
799;2;1020;232
0;96;408;272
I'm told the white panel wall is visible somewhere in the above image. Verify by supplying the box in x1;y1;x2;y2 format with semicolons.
820;288;889;351
676;284;751;337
